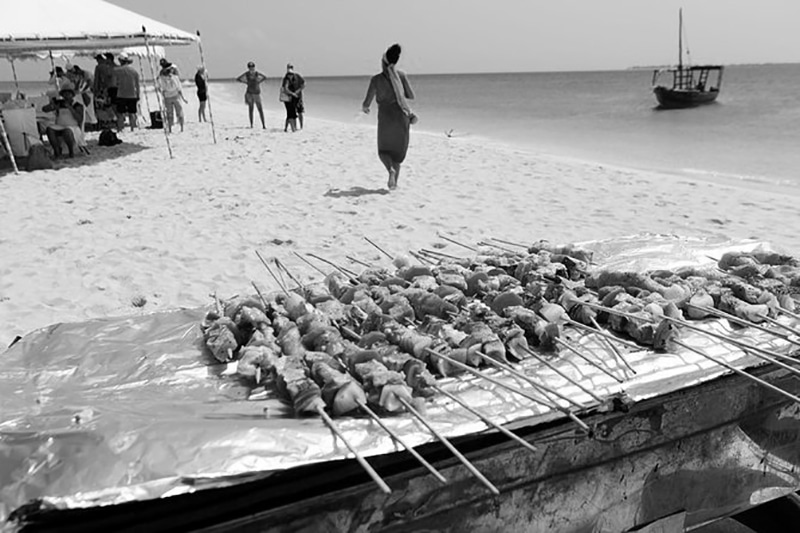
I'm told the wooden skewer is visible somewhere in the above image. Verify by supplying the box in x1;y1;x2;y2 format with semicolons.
687;304;800;346
292;250;329;277
587;317;638;375
420;248;463;261
347;255;374;268
357;401;447;484
410;250;436;265
433;385;538;453
255;250;290;295
424;348;590;433
661;316;800;378
437;233;478;252
489;237;528;249
315;405;392;494
476;241;519;254
553;338;625;383
519;347;605;403
672;340;800;405
473;351;587;410
250;281;270;309
306;252;359;281
777;306;800;322
397;397;500;495
274;257;304;292
363;236;395;260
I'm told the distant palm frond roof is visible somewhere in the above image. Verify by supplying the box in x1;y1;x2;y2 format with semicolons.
0;0;198;57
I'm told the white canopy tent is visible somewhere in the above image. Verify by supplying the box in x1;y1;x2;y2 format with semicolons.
0;0;212;171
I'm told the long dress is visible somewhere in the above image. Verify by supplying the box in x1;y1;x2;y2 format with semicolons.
363;70;415;164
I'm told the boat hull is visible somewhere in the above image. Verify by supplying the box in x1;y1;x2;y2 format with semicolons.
654;86;720;109
13;364;800;533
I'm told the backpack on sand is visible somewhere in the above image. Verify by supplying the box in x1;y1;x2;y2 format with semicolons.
98;129;122;146
26;144;53;171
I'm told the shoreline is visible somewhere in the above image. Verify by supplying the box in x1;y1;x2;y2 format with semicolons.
2;90;800;348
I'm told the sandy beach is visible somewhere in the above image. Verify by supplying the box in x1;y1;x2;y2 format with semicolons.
1;93;799;349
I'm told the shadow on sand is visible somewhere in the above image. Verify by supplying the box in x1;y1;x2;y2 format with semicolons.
324;186;389;198
1;139;149;176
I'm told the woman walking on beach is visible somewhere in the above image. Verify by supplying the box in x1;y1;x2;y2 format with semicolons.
236;62;267;129
361;43;417;190
195;66;208;122
280;63;305;132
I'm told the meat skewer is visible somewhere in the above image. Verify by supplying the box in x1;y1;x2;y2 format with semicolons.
347;255;373;268
437;232;478;252
518;347;605;403
316;405;393;494
274;257;304;292
419;248;463;261
553;338;625;383
307;252;359;279
357;401;447;484
255;250;290;295
292;250;330;278
396;396;500;495
433;385;538;453
410;250;436;265
364;235;394;260
670;339;800;405
424;348;591;433
687;303;800;347
489;237;528;249
472;350;588;410
477;241;519;254
589;317;638;375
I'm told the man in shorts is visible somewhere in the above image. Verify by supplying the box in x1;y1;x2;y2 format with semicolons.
112;53;140;132
236;61;267;129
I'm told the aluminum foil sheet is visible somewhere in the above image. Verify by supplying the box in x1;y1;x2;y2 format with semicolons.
1;234;797;520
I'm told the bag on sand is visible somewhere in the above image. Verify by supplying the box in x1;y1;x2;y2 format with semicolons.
279;87;292;103
26;144;53;171
98;129;122;147
148;110;164;129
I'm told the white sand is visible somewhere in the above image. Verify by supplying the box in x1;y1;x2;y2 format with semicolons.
1;94;799;349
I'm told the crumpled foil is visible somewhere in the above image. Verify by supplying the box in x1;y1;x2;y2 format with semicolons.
1;234;796;521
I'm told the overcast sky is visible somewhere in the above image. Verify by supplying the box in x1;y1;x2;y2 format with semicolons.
3;0;799;80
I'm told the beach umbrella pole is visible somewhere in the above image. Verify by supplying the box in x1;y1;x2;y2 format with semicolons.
142;26;173;159
136;56;152;117
9;58;21;97
0;117;20;174
196;30;217;144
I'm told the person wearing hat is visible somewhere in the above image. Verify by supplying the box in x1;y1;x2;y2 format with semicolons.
280;62;306;132
235;61;267;129
112;53;140;132
159;58;181;79
42;87;86;158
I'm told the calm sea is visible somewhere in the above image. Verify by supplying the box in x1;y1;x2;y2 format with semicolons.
7;64;800;189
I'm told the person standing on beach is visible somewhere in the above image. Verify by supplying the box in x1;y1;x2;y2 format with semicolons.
157;65;187;133
195;66;209;122
361;43;417;190
236;62;267;129
281;63;306;131
112;53;140;132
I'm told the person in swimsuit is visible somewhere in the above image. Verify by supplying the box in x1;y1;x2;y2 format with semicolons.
195;66;208;122
236;61;267;129
361;43;417;190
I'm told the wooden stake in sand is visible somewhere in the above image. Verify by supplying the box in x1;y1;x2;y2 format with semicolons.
397;397;500;495
315;405;392;494
195;30;217;144
142;26;173;159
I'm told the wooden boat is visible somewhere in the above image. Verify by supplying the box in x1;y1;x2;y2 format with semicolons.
652;9;723;109
10;361;800;532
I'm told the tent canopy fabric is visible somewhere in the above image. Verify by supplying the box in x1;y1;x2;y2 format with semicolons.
0;0;198;57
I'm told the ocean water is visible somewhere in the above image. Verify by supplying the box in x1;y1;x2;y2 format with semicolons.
6;64;800;189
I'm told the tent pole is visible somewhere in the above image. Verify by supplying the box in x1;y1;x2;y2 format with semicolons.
142;26;173;159
196;30;217;144
0;117;20;174
9;58;21;97
136;55;152;117
48;50;61;91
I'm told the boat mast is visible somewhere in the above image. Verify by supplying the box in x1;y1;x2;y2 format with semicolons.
678;8;683;71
